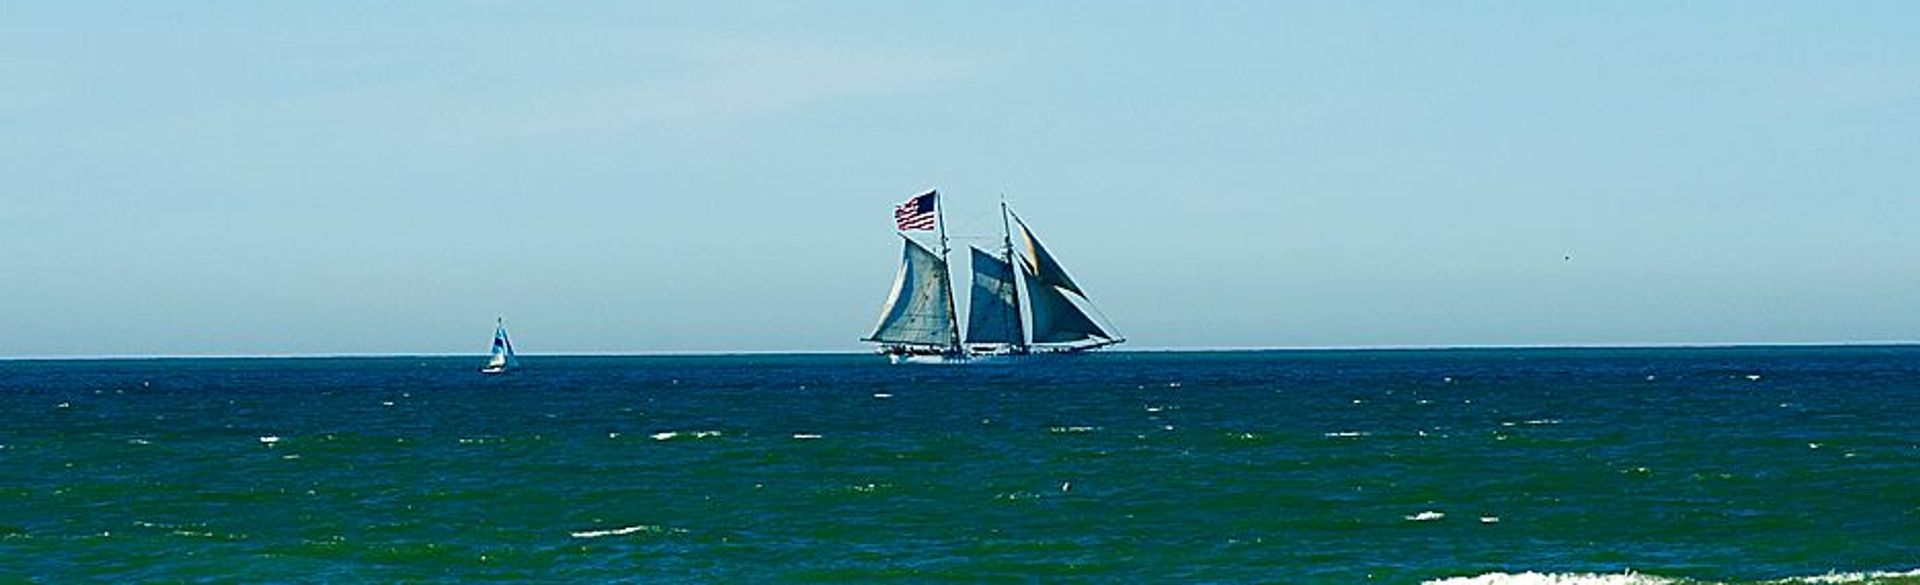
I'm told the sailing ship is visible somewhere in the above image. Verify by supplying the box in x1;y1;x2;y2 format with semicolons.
863;190;1123;364
480;317;519;374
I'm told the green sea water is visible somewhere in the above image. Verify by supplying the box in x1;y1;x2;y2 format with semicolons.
1;348;1915;583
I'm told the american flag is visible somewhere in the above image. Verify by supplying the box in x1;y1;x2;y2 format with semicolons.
894;190;938;231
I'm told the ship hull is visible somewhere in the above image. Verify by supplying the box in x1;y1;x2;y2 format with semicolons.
883;348;1102;365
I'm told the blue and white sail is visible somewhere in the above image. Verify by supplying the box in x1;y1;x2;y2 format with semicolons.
481;318;519;374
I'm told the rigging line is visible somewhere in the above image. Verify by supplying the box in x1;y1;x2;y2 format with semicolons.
1074;287;1126;342
945;206;1001;235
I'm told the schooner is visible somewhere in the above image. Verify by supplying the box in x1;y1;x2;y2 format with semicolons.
863;190;1123;364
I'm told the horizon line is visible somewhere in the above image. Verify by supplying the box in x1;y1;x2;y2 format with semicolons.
4;340;1917;361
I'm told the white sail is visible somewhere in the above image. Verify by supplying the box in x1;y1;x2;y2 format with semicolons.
864;237;958;348
964;246;1022;346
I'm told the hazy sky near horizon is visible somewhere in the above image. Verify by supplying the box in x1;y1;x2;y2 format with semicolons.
4;2;1918;356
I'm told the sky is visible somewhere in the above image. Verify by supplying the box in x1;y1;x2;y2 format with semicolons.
3;2;1918;356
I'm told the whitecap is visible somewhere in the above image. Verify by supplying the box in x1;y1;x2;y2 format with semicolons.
569;524;683;539
258;436;281;445
1784;568;1920;584
1048;426;1097;434
1746;374;1763;381
792;433;822;440
873;393;893;399
127;439;151;446
1424;571;1675;585
650;432;679;441
1405;510;1445;522
1479;516;1500;524
1324;431;1369;438
1503;419;1562;427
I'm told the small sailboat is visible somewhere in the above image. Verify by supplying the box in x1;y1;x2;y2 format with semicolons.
480;318;519;374
864;190;1122;364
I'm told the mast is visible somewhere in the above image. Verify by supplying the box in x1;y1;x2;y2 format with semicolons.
1000;199;1027;351
934;191;962;352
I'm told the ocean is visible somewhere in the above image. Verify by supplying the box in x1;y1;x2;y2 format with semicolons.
1;347;1915;583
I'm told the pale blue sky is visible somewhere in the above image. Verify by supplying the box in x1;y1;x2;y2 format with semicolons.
4;2;1918;356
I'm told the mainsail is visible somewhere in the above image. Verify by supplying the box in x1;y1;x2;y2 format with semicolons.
864;236;959;347
964;246;1022;346
1014;217;1115;346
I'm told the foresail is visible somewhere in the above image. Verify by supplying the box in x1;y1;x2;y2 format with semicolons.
965;247;1022;345
866;237;957;346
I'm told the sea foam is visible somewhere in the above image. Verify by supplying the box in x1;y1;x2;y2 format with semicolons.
569;524;684;539
1425;568;1920;585
1425;572;1672;585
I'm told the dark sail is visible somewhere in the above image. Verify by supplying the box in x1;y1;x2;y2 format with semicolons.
1021;261;1111;344
1012;217;1115;346
964;247;1023;345
1014;215;1084;296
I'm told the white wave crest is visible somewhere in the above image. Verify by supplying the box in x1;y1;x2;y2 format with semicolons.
1426;568;1920;585
650;430;722;441
1776;569;1920;584
569;524;685;539
1425;572;1675;585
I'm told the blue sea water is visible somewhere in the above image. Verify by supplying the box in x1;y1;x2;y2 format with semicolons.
1;347;1916;583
